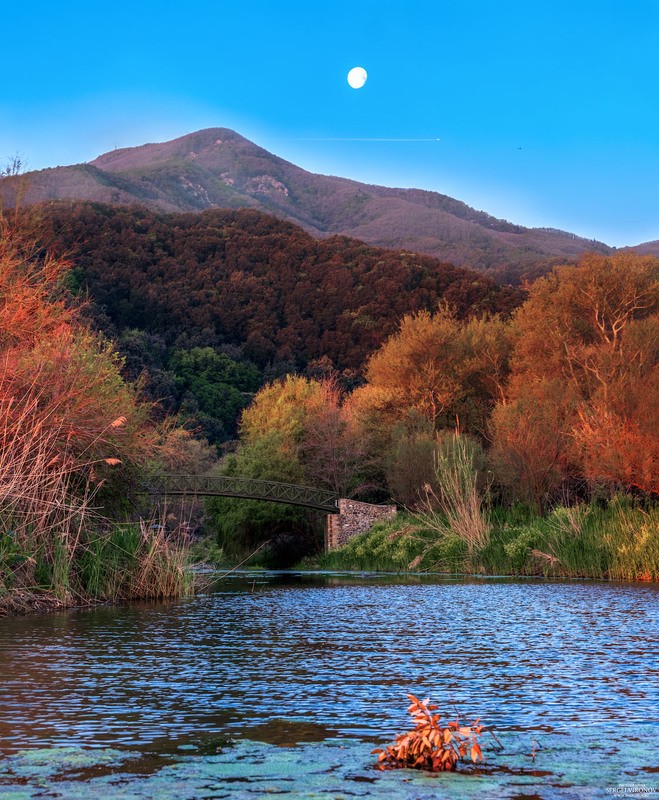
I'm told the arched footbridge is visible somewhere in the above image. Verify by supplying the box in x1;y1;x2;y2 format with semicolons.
147;474;340;514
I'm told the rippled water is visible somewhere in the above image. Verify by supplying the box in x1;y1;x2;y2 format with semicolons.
1;572;658;798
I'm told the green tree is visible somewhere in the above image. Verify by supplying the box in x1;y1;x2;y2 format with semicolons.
208;375;370;563
207;376;327;564
170;347;260;439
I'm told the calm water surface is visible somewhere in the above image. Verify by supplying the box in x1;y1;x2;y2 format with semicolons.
1;572;658;798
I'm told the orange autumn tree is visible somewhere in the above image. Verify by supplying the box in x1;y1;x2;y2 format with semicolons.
349;307;512;499
237;375;367;497
354;307;470;429
0;223;163;565
571;312;658;493
489;380;572;510
351;307;511;435
297;380;368;498
491;252;658;502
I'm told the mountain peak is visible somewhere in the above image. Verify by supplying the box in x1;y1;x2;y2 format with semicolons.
2;127;615;283
90;127;255;171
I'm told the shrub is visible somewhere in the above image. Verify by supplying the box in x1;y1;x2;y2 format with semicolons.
385;423;437;509
317;513;468;573
373;695;484;772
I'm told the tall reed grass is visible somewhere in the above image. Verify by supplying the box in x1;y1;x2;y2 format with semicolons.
77;520;193;602
0;222;195;613
411;433;490;568
0;380;193;610
0;378;90;600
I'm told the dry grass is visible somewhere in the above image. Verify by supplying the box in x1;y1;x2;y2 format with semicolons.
0;224;194;610
0;379;92;599
413;433;491;559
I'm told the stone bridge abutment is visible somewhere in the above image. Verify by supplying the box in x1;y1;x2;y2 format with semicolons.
325;499;397;552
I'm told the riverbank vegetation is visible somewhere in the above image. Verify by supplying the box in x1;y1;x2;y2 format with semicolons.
316;500;659;580
0;221;197;614
4;199;657;585
222;251;658;577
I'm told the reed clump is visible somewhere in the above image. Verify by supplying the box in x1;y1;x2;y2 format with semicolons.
0;218;194;613
76;520;193;602
410;432;491;569
0;379;194;611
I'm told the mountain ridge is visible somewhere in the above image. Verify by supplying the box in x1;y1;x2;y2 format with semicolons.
2;126;647;282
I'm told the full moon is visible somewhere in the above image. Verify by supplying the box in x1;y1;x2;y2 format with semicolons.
347;66;367;89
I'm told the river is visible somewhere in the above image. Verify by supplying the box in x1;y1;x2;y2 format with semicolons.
1;572;657;798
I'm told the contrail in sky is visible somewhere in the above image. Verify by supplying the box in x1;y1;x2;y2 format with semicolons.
277;137;441;142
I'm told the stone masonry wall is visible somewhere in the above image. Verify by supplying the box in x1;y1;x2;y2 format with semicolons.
325;499;397;551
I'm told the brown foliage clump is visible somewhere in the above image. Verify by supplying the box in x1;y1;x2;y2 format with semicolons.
372;695;484;772
354;307;511;437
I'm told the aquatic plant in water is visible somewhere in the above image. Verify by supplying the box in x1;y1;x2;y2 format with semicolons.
372;695;484;772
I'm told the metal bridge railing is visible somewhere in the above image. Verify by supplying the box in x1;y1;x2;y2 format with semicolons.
147;474;340;513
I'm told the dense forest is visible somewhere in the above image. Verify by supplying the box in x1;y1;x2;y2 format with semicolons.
0;200;657;590
209;251;658;571
27;202;522;442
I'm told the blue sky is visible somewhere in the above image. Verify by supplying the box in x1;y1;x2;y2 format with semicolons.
3;0;658;246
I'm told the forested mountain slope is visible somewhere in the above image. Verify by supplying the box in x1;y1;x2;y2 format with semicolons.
34;202;522;371
28;202;523;441
2;128;615;283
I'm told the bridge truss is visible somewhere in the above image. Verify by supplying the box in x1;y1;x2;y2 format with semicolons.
147;474;340;513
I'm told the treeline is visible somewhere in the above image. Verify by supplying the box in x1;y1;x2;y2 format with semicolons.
209;252;658;569
352;252;658;507
26;202;522;442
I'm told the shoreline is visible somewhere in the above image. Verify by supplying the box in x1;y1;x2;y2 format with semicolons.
4;562;657;620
